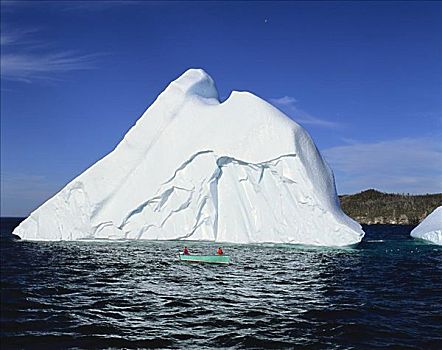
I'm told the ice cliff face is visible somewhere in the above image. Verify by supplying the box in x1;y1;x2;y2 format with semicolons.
410;207;442;245
13;69;364;246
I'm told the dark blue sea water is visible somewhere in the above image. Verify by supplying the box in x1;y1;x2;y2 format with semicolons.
1;218;441;349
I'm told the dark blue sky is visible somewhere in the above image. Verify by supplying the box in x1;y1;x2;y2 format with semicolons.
1;1;441;216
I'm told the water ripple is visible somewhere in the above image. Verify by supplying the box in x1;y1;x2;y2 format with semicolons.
1;225;442;349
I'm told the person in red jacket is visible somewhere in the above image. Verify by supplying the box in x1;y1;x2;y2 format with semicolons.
183;246;189;255
217;247;223;255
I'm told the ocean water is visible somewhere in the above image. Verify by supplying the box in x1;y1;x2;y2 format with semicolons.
1;218;441;349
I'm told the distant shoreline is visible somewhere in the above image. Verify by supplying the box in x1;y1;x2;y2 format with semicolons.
340;189;442;225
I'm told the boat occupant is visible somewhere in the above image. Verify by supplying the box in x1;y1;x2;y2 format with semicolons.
217;247;223;255
183;246;189;255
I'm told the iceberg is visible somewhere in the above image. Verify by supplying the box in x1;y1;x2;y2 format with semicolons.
410;206;442;245
13;69;364;246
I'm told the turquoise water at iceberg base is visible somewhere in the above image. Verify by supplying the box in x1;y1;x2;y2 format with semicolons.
1;218;441;349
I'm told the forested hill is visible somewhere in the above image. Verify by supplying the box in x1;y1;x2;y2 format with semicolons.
339;189;442;225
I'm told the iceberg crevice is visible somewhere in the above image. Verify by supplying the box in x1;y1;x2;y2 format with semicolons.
118;151;301;242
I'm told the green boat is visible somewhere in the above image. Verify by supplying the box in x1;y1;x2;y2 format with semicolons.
178;253;230;264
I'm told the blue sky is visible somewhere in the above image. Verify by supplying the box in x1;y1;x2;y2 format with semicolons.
1;1;441;216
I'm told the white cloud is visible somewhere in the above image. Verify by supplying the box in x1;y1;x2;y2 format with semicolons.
1;52;98;83
269;96;340;129
0;32;19;46
1;0;136;11
0;27;39;46
58;1;140;12
1;25;99;83
270;96;297;105
323;137;442;194
0;1;19;12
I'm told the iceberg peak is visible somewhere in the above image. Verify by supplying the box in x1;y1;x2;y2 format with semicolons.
168;68;219;101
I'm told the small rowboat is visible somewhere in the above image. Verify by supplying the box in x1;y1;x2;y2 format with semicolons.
178;253;230;264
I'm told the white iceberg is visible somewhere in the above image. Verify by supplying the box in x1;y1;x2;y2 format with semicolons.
410;206;442;245
13;69;364;246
